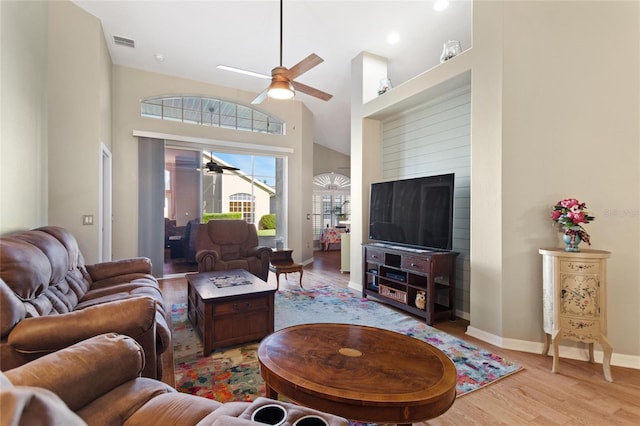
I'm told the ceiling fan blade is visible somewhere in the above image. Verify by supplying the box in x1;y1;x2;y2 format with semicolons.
217;65;271;80
251;87;269;105
286;53;324;80
291;80;333;102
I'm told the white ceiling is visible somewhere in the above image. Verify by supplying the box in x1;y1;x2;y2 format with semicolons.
73;0;472;156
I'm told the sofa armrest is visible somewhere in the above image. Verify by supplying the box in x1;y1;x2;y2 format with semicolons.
8;297;156;354
0;384;86;425
209;415;257;426
125;392;223;425
85;257;152;282
3;333;145;412
246;246;272;259
195;402;253;426
196;249;221;272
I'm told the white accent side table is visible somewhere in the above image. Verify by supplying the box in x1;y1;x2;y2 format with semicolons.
538;248;613;382
340;233;350;273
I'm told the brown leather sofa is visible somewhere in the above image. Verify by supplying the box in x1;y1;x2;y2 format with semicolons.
1;333;349;426
196;220;272;281
0;226;170;379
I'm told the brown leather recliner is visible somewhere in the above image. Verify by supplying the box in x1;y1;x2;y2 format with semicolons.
0;333;223;425
195;220;272;281
0;333;350;426
0;226;170;379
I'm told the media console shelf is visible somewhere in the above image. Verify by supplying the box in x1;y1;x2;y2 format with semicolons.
363;243;458;325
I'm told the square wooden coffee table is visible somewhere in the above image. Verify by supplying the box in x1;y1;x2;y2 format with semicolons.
186;269;277;355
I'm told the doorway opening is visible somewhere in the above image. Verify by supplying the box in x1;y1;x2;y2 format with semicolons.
312;173;351;251
100;143;112;262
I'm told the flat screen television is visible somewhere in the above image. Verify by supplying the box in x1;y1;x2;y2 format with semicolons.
369;173;454;251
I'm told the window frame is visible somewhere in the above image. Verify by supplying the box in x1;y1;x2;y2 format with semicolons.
141;96;284;135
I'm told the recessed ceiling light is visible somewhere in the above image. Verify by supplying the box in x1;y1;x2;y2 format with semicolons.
387;32;400;45
433;0;450;11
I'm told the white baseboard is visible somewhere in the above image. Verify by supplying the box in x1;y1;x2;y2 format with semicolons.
466;326;640;370
456;309;470;321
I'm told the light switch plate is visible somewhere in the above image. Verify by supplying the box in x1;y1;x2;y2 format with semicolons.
82;215;94;225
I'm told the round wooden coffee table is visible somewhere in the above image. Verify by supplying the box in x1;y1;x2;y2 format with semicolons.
257;323;457;425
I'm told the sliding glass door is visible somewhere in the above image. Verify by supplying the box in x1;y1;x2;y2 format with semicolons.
165;148;285;250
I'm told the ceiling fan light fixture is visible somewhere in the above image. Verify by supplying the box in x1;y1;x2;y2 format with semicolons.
267;80;295;100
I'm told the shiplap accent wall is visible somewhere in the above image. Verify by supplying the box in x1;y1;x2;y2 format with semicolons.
381;84;471;317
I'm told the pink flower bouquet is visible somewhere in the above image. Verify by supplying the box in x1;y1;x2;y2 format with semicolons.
551;198;595;245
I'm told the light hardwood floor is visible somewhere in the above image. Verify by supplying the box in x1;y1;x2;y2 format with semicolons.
159;250;640;425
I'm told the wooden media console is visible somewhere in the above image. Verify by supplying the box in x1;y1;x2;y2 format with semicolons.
363;243;458;325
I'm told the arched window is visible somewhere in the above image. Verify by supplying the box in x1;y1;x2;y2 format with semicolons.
229;193;256;223
141;96;284;135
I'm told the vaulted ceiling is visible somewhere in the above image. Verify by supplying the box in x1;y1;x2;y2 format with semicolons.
73;0;472;155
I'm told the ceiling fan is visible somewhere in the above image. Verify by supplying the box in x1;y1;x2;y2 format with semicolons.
203;153;240;174
218;0;332;105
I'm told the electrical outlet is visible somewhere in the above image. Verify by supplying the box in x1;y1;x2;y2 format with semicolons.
82;215;94;225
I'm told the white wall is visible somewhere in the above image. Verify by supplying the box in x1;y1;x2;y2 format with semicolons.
350;53;387;290
313;143;350;177
0;0;49;233
492;2;640;362
353;1;640;365
470;0;639;362
47;0;112;263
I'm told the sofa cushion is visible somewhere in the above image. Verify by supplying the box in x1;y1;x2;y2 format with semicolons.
12;231;71;285
38;226;84;270
78;282;163;310
85;257;152;283
206;220;250;245
0;237;55;301
0;230;92;320
0;238;87;327
220;244;242;260
0;279;26;338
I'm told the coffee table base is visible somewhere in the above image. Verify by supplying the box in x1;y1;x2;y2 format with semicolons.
186;270;276;355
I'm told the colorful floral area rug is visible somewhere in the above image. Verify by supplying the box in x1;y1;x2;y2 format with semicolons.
172;285;523;409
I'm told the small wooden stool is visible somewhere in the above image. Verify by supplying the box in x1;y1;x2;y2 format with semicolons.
270;261;304;290
270;249;303;290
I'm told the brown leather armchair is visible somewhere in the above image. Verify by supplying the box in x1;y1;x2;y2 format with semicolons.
195;220;272;281
1;334;349;426
0;333;222;425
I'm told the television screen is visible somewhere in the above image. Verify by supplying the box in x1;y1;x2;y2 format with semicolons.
369;173;454;250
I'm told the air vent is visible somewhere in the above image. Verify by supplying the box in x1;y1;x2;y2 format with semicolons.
113;35;135;48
